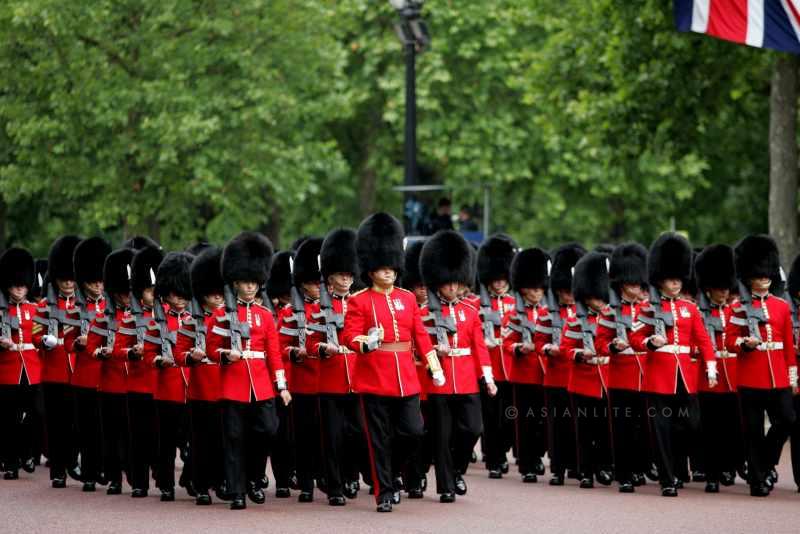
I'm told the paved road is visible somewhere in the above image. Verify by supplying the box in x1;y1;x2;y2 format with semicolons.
2;450;799;534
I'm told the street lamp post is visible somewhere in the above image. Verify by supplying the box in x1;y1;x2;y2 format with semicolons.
389;0;430;233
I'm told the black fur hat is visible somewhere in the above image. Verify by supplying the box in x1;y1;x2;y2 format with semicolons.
32;259;48;299
290;235;311;252
267;251;294;300
572;251;610;303
594;244;616;255
0;247;35;292
477;234;517;286
48;235;82;283
402;239;426;290
320;228;359;279
103;248;135;295
191;246;224;299
292;237;323;287
185;241;212;256
735;234;780;283
121;235;160;251
130;246;165;299
420;230;473;289
550;243;587;292
787;253;800;298
356;212;405;278
609;243;647;291
647;233;692;285
222;231;274;286
695;244;736;291
156;252;194;300
74;237;112;286
511;248;550;290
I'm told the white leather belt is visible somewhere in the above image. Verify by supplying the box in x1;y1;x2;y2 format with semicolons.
447;348;472;357
654;344;691;355
618;348;634;355
18;343;36;351
756;342;783;351
584;357;610;365
715;350;736;359
241;350;265;360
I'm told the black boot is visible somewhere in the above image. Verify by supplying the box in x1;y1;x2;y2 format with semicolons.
195;493;212;505
439;492;456;503
131;488;147;498
247;481;266;504
160;488;175;502
230;495;247;510
82;481;97;492
328;495;346;506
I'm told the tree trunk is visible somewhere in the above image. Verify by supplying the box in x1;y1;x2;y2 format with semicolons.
358;166;378;217
768;54;799;269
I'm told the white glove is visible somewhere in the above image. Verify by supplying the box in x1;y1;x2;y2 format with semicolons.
432;370;446;387
706;360;718;381
482;365;495;385
789;366;798;388
42;335;58;349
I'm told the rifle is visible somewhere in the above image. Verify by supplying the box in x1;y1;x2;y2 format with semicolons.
223;284;250;355
72;288;94;337
737;281;764;341
607;288;631;343
574;301;597;357
478;284;502;346
259;288;275;315
279;285;310;362
507;291;535;346
0;290;20;340
696;290;723;351
312;279;343;354
423;290;457;350
34;283;81;338
640;285;674;339
100;290;117;352
545;288;564;347
150;299;176;365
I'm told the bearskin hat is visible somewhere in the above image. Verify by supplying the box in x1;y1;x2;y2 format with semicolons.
222;231;274;286
735;234;780;283
290;235;311;251
47;235;82;283
267;250;294;300
695;244;736;291
550;243;587;292
185;241;212;256
0;247;35;292
74;237;112;286
420;230;473;289
647;233;692;285
477;234;517;287
155;252;194;300
121;235;160;251
130;246;165;299
609;243;647;291
320;228;359;279
103;248;135;295
355;212;405;279
511;248;550;290
572;251;610;303
292;237;323;287
190;246;224;299
594;244;616;255
402;239;426;290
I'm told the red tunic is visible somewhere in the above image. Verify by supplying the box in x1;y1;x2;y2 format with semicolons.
503;302;548;385
697;303;737;393
535;304;577;389
420;299;491;395
560;313;610;399
32;295;78;384
85;308;137;395
175;310;220;402
725;294;796;390
629;296;715;395
0;301;41;385
342;286;435;397
277;300;321;395
126;308;157;395
481;293;515;382
205;301;284;403
600;301;646;392
317;294;357;395
142;306;189;403
70;297;106;389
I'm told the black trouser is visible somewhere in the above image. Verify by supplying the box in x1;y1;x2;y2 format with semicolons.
42;382;74;480
610;389;650;483
73;386;101;483
319;393;364;497
545;386;576;477
406;399;432;482
269;399;294;489
0;383;37;472
155;400;189;490
428;393;482;494
292;393;321;493
360;394;424;503
127;392;157;491
648;380;700;488
573;393;612;479
480;381;513;470
99;392;128;485
189;400;223;493
222;398;279;496
790;394;800;487
739;387;795;487
699;391;743;483
512;384;546;475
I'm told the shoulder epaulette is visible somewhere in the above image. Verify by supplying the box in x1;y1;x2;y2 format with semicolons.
771;294;787;304
461;301;477;312
394;287;412;295
350;288;368;297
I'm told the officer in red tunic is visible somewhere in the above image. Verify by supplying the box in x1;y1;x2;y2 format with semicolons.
277;237;324;503
69;237;111;492
786;253;800;492
127;244;163;498
693;244;742;493
726;235;797;497
475;234;517;478
0;247;41;480
534;243;585;485
602;243;650;492
206;231;291;511
32;235;83;488
629;233;716;497
174;246;225;505
316;228;364;505
341;212;443;512
419;230;494;503
559;252;613;489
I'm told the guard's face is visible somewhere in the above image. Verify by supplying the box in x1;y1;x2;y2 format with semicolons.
167;292;188;311
83;281;104;299
328;273;353;295
660;278;683;297
750;277;772;292
8;285;28;302
621;283;642;301
489;279;509;295
412;284;427;305
586;297;605;312
520;287;544;305
204;293;224;309
114;292;131;307
142;287;155;307
369;268;396;288
56;279;76;296
234;281;259;301
708;288;730;305
438;282;460;302
556;289;575;306
302;281;321;300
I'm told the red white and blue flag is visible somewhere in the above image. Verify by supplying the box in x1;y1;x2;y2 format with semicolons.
674;0;800;54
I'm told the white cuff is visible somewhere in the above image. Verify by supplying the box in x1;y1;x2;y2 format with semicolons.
789;366;798;388
275;369;286;382
706;360;718;380
432;371;445;387
482;365;495;385
42;335;57;349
